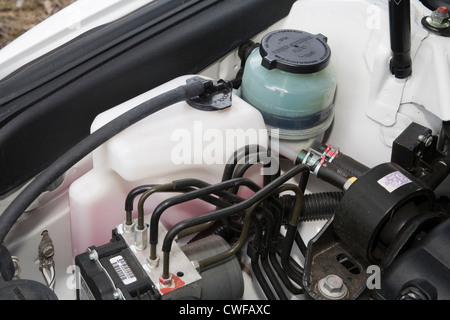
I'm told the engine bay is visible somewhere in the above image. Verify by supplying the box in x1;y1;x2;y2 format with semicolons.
0;0;450;302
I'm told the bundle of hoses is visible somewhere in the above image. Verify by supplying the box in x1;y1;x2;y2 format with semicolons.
122;143;343;300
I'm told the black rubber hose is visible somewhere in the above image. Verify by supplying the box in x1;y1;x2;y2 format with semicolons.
187;219;237;244
159;169;309;279
249;216;277;300
0;78;209;247
125;184;157;213
124;151;270;214
261;257;288;300
149;177;262;248
280;192;343;223
221;144;268;182
281;224;304;286
316;161;355;190
225;149;282;231
195;200;276;270
332;153;369;178
0;245;15;281
130;180;237;229
268;241;303;295
125;184;156;225
295;230;307;258
253;211;291;300
126;184;234;228
302;192;343;221
162;164;309;253
251;259;276;300
232;40;259;89
160;165;309;279
230;151;280;191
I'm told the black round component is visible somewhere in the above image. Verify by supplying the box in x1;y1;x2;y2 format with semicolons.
0;279;58;300
259;29;331;74
333;162;436;264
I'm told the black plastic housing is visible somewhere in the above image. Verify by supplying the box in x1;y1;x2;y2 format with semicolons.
75;231;159;300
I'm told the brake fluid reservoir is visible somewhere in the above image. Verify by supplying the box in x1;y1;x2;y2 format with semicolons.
240;29;337;140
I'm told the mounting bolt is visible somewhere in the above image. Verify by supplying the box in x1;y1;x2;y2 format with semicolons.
418;134;433;147
318;274;348;300
427;6;449;28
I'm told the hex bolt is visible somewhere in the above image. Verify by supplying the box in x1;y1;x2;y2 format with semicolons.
418;134;433;147
428;6;449;28
159;274;173;288
318;274;348;300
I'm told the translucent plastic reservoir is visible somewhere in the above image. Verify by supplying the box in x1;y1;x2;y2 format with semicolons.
240;29;337;140
68;75;268;256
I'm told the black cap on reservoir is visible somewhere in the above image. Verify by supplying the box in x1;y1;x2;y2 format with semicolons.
259;29;331;74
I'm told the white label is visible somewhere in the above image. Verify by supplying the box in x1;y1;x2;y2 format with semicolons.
377;171;411;193
110;255;137;285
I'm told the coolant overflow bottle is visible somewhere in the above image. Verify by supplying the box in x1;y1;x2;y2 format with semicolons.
240;29;337;140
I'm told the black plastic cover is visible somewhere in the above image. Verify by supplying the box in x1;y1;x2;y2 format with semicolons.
260;29;331;74
75;231;159;300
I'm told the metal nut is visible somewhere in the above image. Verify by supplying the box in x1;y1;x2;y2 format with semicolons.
159;274;173;287
146;256;160;269
122;221;136;233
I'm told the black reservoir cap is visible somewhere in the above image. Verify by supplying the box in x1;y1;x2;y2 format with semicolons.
260;29;331;74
